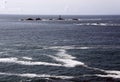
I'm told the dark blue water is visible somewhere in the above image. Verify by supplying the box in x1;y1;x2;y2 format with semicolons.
0;15;120;82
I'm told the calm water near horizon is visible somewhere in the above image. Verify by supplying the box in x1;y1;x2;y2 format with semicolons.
0;15;120;82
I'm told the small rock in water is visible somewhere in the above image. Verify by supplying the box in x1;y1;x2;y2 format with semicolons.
26;18;34;20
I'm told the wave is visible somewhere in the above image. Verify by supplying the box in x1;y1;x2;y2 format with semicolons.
0;72;73;79
0;57;18;62
95;70;120;79
80;18;102;21
0;46;120;79
50;48;120;79
0;57;62;67
22;56;33;60
47;45;120;50
0;50;85;68
75;23;120;26
0;47;87;68
49;49;86;67
0;71;120;80
0;57;120;79
47;46;92;50
85;65;120;79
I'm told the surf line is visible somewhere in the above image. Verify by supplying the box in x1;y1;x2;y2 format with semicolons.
0;72;73;79
49;48;120;79
0;47;120;79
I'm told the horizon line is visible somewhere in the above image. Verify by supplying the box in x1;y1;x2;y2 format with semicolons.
0;14;120;16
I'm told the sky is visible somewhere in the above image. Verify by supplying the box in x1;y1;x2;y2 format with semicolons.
0;0;120;15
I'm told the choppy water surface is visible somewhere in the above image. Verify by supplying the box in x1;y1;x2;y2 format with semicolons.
0;15;120;82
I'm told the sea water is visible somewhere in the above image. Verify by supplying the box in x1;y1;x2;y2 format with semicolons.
0;15;120;82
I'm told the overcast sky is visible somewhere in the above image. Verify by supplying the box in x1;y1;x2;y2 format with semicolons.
0;0;120;15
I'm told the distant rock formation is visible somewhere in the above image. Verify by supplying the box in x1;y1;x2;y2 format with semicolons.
35;18;41;20
57;15;64;20
26;18;34;20
49;18;53;20
20;15;80;21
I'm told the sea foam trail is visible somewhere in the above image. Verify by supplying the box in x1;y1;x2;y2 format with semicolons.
22;56;33;60
0;47;87;68
0;46;120;79
75;23;120;26
48;46;91;50
85;65;120;79
47;45;120;51
0;57;62;67
95;70;120;79
0;72;73;79
49;49;86;67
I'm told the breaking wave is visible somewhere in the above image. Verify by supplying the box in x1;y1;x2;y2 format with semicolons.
49;49;86;67
0;46;120;79
0;57;62;67
47;46;92;50
85;65;120;79
50;47;120;79
22;56;33;60
0;48;85;68
95;70;120;79
0;72;73;79
75;23;120;26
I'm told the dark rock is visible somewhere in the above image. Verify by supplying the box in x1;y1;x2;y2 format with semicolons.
49;19;53;20
57;18;64;20
57;15;64;20
26;18;34;20
35;18;41;20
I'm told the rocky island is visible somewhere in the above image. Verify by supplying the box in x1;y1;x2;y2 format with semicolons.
20;15;80;21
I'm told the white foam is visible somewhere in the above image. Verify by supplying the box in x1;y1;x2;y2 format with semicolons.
22;57;33;60
0;57;18;62
50;55;85;67
82;19;102;21
0;55;85;67
80;73;120;79
50;46;74;50
19;73;73;79
19;70;120;79
82;63;120;79
106;70;120;74
96;71;120;79
49;49;85;67
57;49;76;59
75;23;120;26
16;60;62;66
48;46;91;50
19;73;43;78
86;66;120;79
78;47;91;49
101;70;120;78
99;23;108;26
0;72;73;79
0;57;62;67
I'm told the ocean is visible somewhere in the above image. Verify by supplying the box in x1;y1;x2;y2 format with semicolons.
0;15;120;82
